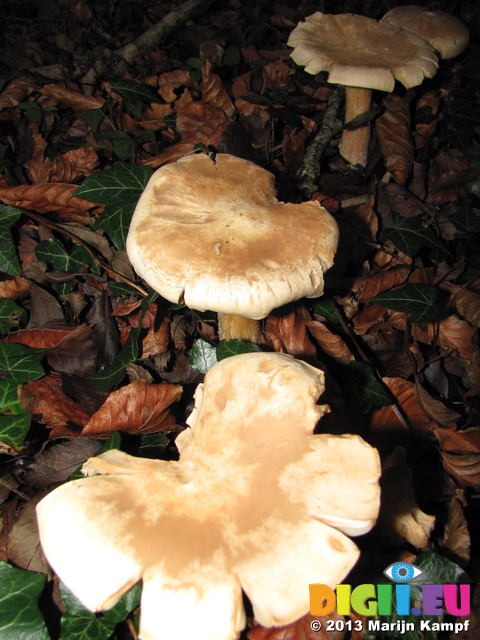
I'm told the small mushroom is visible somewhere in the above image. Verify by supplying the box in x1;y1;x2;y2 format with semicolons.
287;13;439;167
381;6;469;60
126;153;339;343
37;352;381;640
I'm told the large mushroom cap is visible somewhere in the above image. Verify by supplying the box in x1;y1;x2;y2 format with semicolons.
37;352;381;640
382;6;469;60
126;153;339;320
287;12;438;91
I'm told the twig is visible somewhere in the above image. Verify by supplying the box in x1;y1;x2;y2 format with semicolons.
298;88;343;198
82;0;215;89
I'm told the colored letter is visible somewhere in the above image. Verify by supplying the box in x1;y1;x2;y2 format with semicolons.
336;584;351;615
377;584;393;616
444;584;470;616
395;584;411;615
351;584;377;616
310;584;336;615
423;585;444;615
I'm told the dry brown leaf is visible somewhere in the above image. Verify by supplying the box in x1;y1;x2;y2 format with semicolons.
434;426;480;490
0;77;36;109
440;490;470;566
27;146;99;184
263;309;317;358
6;494;50;575
40;84;105;111
427;150;480;206
376;94;414;184
231;72;257;117
413;89;440;148
411;315;476;360
19;372;93;434
369;377;436;449
0;183;100;222
0;276;30;300
201;59;235;117
455;289;480;328
261;59;295;93
414;379;461;427
23;439;102;489
304;320;354;365
141;317;171;358
155;69;192;103
248;611;348;640
81;379;181;438
353;266;435;302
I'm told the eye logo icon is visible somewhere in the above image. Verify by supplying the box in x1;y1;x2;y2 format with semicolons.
384;562;422;583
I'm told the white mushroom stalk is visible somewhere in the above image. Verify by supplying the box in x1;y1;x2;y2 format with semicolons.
37;352;381;640
125;153;339;343
288;12;439;168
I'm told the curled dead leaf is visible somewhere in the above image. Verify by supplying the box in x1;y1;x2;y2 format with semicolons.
263;309;317;358
81;379;182;438
304;320;354;365
0;77;36;110
455;289;480;328
376;94;414;184
201;60;235;117
434;426;480;490
0;276;30;300
440;490;470;566
40;84;105;111
414;379;461;427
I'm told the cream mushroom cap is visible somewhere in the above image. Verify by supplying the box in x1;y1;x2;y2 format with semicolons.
287;13;439;92
125;153;339;320
37;352;381;640
382;6;469;60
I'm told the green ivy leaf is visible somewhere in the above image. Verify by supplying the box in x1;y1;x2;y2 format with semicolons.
190;339;218;374
112;79;162;105
0;378;24;414
35;238;90;272
0;298;26;334
139;432;169;458
383;213;449;257
0;561;49;639
93;202;135;250
0;343;44;384
74;162;153;205
0;412;32;454
18;100;42;122
449;201;480;233
101;131;137;162
465;179;480;198
79;108;105;132
216;339;261;360
311;298;341;324
0;205;22;276
345;361;392;413
371;283;440;323
59;615;116;640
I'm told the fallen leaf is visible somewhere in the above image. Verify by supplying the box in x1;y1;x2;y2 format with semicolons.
0;277;30;300
414;379;461;427
440;490;470;566
201;60;235;117
434;426;480;490
376;94;414;184
81;379;182;438
263;309;317;358
454;289;480;328
0;77;36;109
248;611;347;640
304;320;354;365
40;84;105;111
23;439;102;489
6;494;50;575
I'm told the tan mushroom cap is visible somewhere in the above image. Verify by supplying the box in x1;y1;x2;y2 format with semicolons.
287;12;439;91
126;153;339;320
382;6;469;60
37;352;381;640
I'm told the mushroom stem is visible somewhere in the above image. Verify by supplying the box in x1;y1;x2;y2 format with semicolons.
339;87;373;168
218;313;261;344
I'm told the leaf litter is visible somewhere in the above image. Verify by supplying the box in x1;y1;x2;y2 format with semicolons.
0;0;480;638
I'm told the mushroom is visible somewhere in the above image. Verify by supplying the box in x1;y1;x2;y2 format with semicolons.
37;351;381;640
287;13;439;167
125;153;339;343
381;6;469;60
